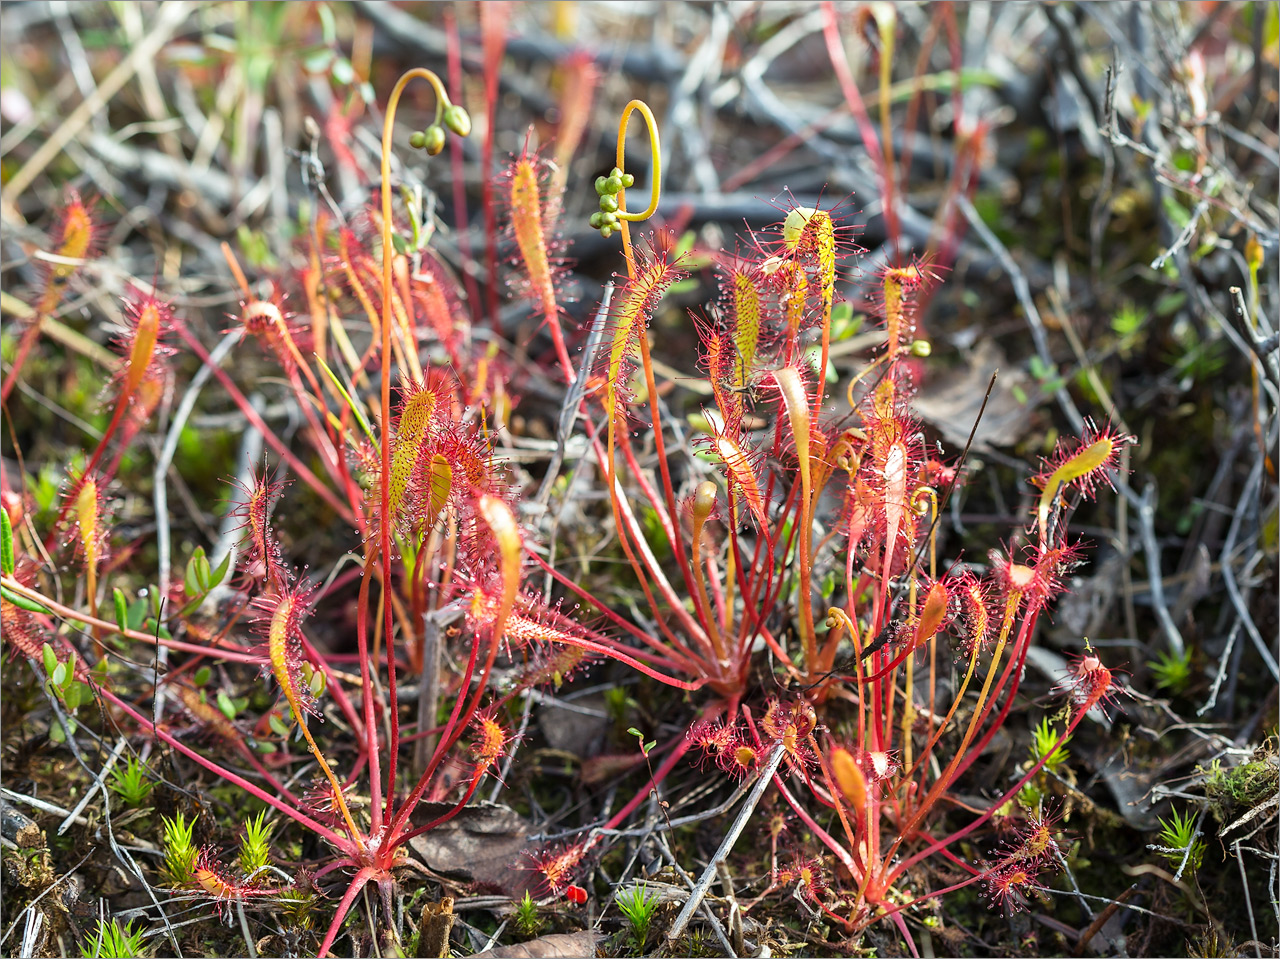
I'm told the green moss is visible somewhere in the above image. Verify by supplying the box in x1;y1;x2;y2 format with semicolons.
1201;745;1279;822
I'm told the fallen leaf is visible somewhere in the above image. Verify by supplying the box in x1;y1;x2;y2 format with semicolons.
407;802;532;895
911;339;1034;450
469;931;601;958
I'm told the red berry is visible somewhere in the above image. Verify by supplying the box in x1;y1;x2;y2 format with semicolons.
565;884;587;905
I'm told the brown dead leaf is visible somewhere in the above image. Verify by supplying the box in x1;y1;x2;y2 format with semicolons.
407;802;532;895
469;931;601;958
911;339;1034;450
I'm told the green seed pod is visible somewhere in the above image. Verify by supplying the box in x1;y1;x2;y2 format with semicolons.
605;175;623;194
910;339;932;357
442;104;472;137
599;194;618;214
409;130;428;150
620;172;635;188
422;124;447;156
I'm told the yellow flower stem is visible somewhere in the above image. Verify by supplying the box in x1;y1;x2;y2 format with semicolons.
826;606;865;736
375;67;454;833
610;101;687;578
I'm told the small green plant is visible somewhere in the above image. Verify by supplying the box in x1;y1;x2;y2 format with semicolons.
178;545;232;615
41;643;89;743
161;811;198;885
1155;806;1205;873
108;755;154;807
615;882;658;952
513;890;543;938
1019;717;1071;808
627;727;656;758
79;918;149;959
238;810;273;880
1150;648;1194;694
1030;717;1071;773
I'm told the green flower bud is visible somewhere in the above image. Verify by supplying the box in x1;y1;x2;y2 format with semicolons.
600;225;613;239
409;130;428;150
605;175;623;194
620;172;635;188
599;194;618;214
610;167;623;178
589;212;603;229
442;104;471;137
910;339;932;357
422;124;446;156
595;176;609;195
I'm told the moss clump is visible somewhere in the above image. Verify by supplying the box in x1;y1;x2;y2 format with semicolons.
1200;738;1279;823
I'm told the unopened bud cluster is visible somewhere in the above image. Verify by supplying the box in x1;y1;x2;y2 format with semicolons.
588;166;635;238
409;102;472;156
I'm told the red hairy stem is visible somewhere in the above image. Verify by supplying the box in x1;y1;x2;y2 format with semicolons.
945;614;1038;785
774;769;861;879
390;600;484;834
526;552;706;675
888;718;1087;883
174;323;354;523
2;325;44;405
354;553;385;834
612;433;717;656
99;686;351;849
396;763;488;845
389;496;518;838
316;865;380;959
594;733;695;838
0;577;261;663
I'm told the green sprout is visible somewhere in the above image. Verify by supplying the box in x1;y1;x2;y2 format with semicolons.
1156;806;1205;873
42;643;89;743
1019;717;1071;808
238;810;274;880
79;918;149;959
108;755;155;808
1030;717;1071;773
161;811;198;885
513;890;543;938
627;727;656;758
615;882;658;953
1150;648;1194;695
